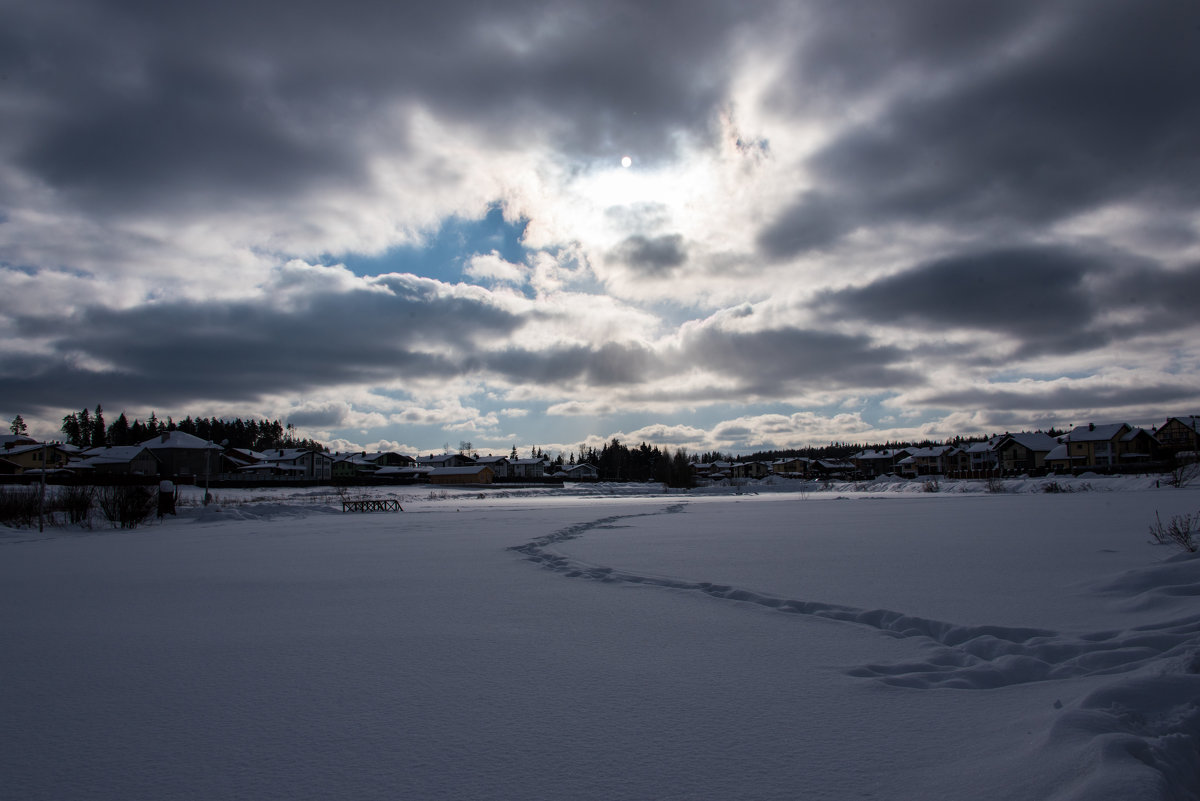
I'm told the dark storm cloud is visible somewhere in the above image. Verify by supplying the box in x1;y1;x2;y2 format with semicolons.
820;246;1200;359
761;1;1200;259
821;246;1093;334
480;341;657;387
6;0;755;216
607;234;688;276
1;279;522;411
756;192;848;259
681;326;920;395
22;54;362;212
918;382;1200;414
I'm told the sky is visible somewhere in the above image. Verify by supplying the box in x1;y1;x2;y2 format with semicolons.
3;0;1200;458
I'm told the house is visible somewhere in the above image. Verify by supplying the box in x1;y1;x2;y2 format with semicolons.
993;432;1059;473
508;458;546;479
1;433;38;451
473;455;510;479
771;458;810;475
365;451;415;468
222;447;271;473
416;453;476;469
556;463;599;481
1155;416;1199;456
733;461;771;479
1118;427;1159;465
428;465;494;485
1060;423;1159;469
2;443;74;474
332;452;378;479
851;448;907;478
809;459;855;479
76;445;160;475
140;431;223;478
897;446;956;477
1044;442;1082;473
245;448;333;480
704;460;735;480
962;440;999;472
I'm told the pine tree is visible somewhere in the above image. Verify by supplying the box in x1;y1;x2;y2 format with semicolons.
9;414;27;436
107;412;131;446
77;407;92;448
61;412;82;446
92;405;106;447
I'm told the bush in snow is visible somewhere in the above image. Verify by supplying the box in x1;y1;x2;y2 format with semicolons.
1168;460;1199;488
1148;510;1198;553
57;484;95;526
97;485;156;529
0;486;41;527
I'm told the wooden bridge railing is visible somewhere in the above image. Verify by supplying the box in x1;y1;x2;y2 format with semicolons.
342;499;404;513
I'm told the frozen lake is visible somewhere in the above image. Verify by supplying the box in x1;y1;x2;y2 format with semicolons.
3;480;1199;799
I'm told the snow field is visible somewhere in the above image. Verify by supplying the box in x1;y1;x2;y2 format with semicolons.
2;484;1199;800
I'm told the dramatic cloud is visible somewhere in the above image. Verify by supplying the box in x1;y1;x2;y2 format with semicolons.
2;0;1198;453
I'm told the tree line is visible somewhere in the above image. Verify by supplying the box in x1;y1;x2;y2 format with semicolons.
572;438;694;488
50;406;327;453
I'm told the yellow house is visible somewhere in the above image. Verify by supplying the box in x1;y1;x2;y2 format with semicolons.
2;443;74;474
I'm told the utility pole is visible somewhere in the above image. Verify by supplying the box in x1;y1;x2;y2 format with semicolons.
38;442;46;533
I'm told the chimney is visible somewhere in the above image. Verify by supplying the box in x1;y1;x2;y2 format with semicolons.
160;432;169;443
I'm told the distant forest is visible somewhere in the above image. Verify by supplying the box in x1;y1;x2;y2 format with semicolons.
53;405;327;453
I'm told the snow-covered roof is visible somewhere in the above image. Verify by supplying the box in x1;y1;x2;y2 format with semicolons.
997;432;1059;452
258;448;331;462
140;431;222;450
473;455;508;465
0;434;37;448
1067;423;1128;442
906;446;954;458
228;447;271;461
852;449;901;460
3;443;71;457
1164;415;1200;433
78;446;155;465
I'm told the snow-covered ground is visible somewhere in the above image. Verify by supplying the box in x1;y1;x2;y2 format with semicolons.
3;477;1198;800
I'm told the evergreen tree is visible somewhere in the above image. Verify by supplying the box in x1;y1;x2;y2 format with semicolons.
60;412;81;443
107;412;131;446
77;407;92;448
61;412;81;446
92;405;106;447
9;414;27;436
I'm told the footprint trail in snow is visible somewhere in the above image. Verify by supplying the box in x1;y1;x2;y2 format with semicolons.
509;503;1200;691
